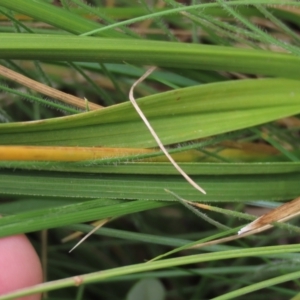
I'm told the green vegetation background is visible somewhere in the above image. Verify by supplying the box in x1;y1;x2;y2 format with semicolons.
1;1;300;299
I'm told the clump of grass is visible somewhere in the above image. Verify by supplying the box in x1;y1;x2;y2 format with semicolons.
0;1;300;299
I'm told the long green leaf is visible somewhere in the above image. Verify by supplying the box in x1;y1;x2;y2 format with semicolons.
0;198;169;237
0;1;127;37
1;162;299;175
1;78;300;148
1;169;299;201
1;244;300;300
0;34;300;78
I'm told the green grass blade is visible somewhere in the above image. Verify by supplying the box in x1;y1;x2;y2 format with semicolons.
1;244;300;300
0;34;300;78
1;169;300;202
212;270;300;300
1;78;300;148
0;198;169;238
0;0;127;37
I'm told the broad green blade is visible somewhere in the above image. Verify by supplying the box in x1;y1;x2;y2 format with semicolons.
1;34;300;78
1;169;299;202
1;78;300;148
0;198;169;238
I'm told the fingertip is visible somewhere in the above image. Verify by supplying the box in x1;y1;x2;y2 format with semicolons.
0;234;43;300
